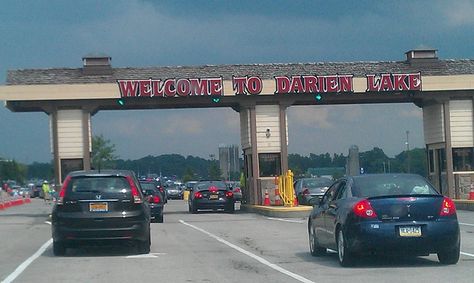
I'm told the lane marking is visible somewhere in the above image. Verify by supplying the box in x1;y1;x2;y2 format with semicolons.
266;217;305;223
126;253;167;258
459;222;474;227
2;239;53;283
461;252;474;257
179;220;315;283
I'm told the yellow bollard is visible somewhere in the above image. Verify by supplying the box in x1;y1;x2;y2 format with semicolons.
183;190;190;201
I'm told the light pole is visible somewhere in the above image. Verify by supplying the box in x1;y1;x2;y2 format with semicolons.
405;130;411;173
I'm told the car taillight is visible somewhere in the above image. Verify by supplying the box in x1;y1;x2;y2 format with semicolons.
148;195;161;203
234;188;241;193
225;191;233;198
353;199;377;218
194;191;203;199
126;176;143;204
440;197;456;216
57;176;71;205
303;188;310;195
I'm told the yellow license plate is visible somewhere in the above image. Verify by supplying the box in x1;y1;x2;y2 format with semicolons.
89;202;108;212
399;226;421;237
209;194;219;200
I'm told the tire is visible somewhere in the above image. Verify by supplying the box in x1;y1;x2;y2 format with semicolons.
189;203;197;214
157;214;164;223
137;233;151;254
53;241;66;256
225;203;235;214
309;224;326;256
437;242;460;265
337;229;355;267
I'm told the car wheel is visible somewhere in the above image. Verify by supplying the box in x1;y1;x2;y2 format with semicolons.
309;225;326;256
189;203;197;214
437;242;460;265
157;214;164;223
137;233;151;254
337;229;355;267
225;204;235;214
53;241;66;256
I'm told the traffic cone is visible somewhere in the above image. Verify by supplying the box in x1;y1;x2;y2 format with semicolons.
293;195;299;207
274;188;282;206
469;184;474;200
263;190;271;206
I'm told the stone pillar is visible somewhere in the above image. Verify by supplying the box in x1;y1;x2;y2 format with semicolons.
347;145;360;176
443;101;455;198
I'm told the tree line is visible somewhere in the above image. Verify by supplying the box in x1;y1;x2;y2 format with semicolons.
2;148;427;184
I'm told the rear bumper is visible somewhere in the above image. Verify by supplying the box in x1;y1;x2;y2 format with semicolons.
345;219;460;255
52;216;149;243
192;199;233;210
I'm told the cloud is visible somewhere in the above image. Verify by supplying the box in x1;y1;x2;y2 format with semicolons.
288;107;332;129
438;0;474;26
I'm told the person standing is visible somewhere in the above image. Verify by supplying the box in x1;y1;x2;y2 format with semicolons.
42;181;50;203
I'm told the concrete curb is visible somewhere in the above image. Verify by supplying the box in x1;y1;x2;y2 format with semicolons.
454;200;474;211
242;200;474;218
241;204;312;218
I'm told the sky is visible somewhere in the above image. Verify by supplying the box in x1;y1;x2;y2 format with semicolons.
1;0;474;164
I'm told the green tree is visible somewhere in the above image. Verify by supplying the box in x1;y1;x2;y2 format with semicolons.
92;135;118;170
0;159;27;183
208;161;221;180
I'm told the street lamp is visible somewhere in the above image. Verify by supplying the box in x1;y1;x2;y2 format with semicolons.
405;130;411;173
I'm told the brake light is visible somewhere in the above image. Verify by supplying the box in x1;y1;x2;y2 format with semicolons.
148;195;161;203
303;188;310;195
225;191;234;198
234;188;241;193
194;191;203;199
126;176;143;204
209;186;218;193
57;176;71;205
440;197;456;216
353;199;377;218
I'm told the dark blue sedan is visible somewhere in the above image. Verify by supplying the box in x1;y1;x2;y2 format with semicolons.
308;174;460;266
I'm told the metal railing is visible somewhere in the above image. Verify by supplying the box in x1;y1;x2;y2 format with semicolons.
278;170;296;207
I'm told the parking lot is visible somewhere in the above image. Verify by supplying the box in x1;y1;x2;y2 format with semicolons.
1;198;474;283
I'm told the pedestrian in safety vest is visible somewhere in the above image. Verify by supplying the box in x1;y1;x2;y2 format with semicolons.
42;181;50;203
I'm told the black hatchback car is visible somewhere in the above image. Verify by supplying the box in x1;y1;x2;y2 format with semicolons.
188;181;235;213
51;170;151;255
308;174;460;266
139;180;165;223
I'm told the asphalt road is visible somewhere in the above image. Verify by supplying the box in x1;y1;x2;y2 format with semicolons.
1;198;474;283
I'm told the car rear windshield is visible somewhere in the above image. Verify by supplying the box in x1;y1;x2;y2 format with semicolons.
303;178;332;188
352;175;438;198
140;182;158;194
67;176;130;194
196;181;226;190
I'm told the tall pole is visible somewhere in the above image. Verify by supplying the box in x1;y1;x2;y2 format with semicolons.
406;130;411;173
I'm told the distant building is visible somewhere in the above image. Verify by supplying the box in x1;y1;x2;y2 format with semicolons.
219;144;240;180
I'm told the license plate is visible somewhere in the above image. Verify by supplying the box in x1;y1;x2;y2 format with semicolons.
89;202;108;212
399;226;421;237
209;194;219;200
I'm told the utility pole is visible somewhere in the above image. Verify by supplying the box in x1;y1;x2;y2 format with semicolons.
406;130;411;173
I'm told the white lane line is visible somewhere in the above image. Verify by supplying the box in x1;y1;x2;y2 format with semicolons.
179;220;315;283
459;222;474;227
266;217;305;223
2;239;53;283
461;252;474;257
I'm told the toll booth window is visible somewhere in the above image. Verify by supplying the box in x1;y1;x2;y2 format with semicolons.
453;147;474;172
258;153;281;177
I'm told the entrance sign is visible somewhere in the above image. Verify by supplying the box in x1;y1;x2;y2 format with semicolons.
117;72;422;98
